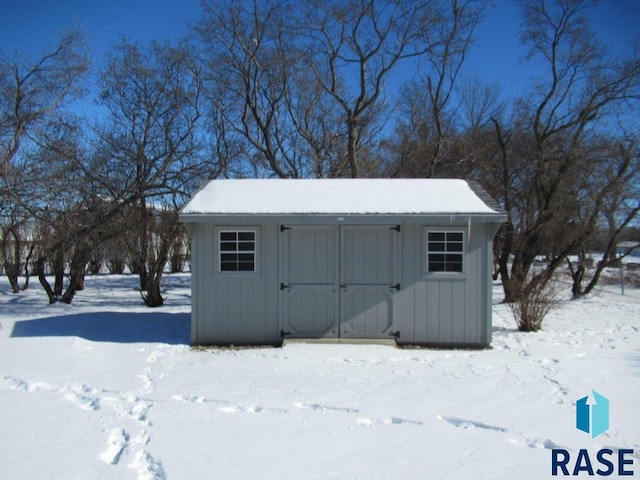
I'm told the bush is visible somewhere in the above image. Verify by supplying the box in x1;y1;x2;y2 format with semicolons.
509;279;560;332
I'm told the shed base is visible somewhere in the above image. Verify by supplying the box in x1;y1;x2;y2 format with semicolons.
283;338;398;347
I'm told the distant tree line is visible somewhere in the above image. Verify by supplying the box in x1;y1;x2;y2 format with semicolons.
1;0;639;310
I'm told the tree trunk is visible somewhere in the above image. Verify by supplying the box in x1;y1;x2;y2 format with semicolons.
7;275;20;294
61;276;83;304
137;200;150;292
143;277;164;307
36;256;56;304
18;244;34;292
346;115;359;178
567;256;586;299
60;243;91;304
2;227;22;293
53;248;65;297
495;222;516;302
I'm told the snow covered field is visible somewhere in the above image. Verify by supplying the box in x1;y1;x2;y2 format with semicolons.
1;273;638;479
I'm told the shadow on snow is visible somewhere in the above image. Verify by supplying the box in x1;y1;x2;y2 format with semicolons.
10;311;190;345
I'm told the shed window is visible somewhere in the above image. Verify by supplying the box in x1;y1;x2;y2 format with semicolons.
219;230;256;272
427;231;464;273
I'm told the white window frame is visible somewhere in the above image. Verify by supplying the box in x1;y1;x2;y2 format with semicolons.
216;227;259;274
424;228;466;275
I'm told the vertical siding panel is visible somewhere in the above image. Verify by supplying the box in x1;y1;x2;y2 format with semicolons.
479;224;494;344
203;224;214;343
189;224;200;344
241;277;249;341
278;224;285;340
253;223;266;342
201;224;215;343
399;223;413;342
332;227;340;337
380;229;391;284
258;224;270;343
465;224;481;343
306;229;313;285
409;224;423;343
189;224;198;344
237;278;248;340
475;224;483;342
426;281;440;342
292;229;300;283
417;223;428;344
316;229;327;284
414;282;427;343
261;223;278;343
475;223;491;345
215;278;228;341
451;281;466;343
442;282;454;343
195;223;206;343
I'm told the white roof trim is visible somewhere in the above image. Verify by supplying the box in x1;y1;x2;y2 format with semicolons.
181;179;501;215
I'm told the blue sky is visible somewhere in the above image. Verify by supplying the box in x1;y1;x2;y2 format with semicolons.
0;0;200;57
1;0;638;103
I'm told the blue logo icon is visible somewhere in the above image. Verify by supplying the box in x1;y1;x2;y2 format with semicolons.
576;390;609;439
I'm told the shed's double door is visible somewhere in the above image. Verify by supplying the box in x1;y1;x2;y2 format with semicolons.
281;225;399;338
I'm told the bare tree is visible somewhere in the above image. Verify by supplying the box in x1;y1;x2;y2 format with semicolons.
1;29;89;195
22;121;117;304
196;0;306;178
195;0;483;179
491;0;640;306
97;38;208;306
298;0;445;177
567;134;640;297
382;0;487;178
0;30;90;300
0;209;35;292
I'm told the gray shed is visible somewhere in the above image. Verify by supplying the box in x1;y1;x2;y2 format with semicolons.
180;179;506;347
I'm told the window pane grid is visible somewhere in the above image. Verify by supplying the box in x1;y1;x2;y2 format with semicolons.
219;230;256;272
427;231;464;273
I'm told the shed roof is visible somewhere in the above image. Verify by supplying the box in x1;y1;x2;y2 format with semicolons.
181;179;503;216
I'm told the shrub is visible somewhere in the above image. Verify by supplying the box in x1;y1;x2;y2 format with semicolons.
509;279;561;332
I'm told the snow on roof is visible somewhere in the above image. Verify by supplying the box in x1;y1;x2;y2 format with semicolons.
181;179;502;216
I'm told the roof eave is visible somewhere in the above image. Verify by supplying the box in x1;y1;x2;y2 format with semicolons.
179;212;507;225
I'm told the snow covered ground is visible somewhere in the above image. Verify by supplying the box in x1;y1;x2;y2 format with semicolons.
1;273;638;479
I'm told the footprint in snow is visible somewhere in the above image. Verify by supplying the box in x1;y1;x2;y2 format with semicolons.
509;436;566;450
129;449;166;480
0;375;57;393
439;415;567;451
294;402;359;413
64;391;101;411
100;428;128;465
356;417;423;427
218;404;268;414
438;415;508;432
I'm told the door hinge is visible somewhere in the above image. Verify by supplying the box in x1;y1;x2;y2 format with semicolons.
389;331;401;339
280;283;292;290
389;283;401;291
280;330;292;338
390;225;401;232
280;225;291;232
